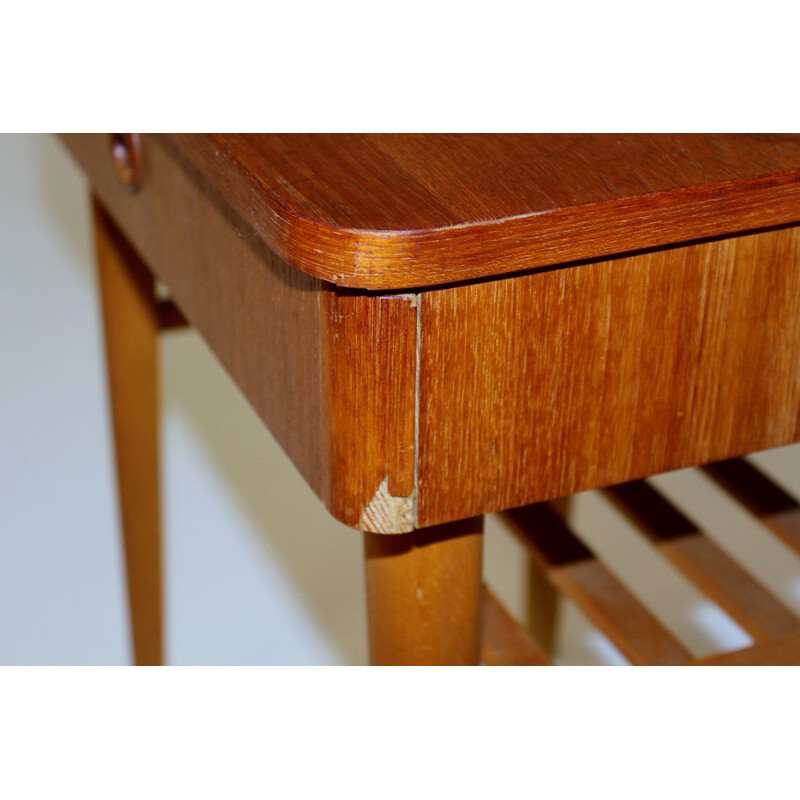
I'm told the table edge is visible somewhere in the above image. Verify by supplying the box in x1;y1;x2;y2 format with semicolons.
161;133;800;290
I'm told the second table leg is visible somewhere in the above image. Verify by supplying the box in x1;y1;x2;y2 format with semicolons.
94;198;163;666
364;517;484;665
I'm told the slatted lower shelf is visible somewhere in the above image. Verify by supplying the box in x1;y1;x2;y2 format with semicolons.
481;457;800;666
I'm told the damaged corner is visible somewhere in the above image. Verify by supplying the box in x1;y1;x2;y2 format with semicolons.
359;476;416;534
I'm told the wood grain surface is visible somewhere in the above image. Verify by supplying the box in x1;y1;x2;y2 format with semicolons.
65;133;800;665
363;518;483;665
325;291;417;531
61;134;418;532
163;134;800;289
417;226;800;526
61;133;800;534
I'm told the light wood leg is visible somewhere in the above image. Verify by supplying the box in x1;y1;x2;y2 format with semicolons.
527;497;570;653
93;198;163;666
364;517;484;665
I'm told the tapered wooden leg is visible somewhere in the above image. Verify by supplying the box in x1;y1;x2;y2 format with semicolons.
527;497;570;653
93;198;163;666
364;517;483;665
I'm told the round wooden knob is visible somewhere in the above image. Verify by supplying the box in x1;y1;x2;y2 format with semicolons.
109;133;143;191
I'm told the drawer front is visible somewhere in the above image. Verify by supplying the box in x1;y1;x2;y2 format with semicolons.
417;227;800;526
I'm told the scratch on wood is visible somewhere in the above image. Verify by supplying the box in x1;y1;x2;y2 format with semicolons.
359;476;415;533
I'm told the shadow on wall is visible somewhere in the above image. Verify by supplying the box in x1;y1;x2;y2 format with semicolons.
39;134;368;665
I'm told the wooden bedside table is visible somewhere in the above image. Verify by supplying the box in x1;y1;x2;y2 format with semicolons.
60;134;800;665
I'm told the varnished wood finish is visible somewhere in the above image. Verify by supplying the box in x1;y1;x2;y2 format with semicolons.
481;587;552;666
60;134;800;664
418;227;800;526
364;518;483;665
703;459;800;556
93;199;162;666
326;292;417;532
694;630;800;665
502;504;692;665
605;481;800;641
63;134;800;533
62;134;418;532
164;134;800;289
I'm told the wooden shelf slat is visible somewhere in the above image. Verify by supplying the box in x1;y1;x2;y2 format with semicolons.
693;629;800;665
702;459;800;556
604;481;800;641
481;587;553;666
501;504;692;666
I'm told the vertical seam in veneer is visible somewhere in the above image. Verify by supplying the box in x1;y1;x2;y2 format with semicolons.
413;291;421;530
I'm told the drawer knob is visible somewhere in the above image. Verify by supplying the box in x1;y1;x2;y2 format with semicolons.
109;133;143;191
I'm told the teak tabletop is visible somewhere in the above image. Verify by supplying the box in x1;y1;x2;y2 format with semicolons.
59;133;800;665
167;134;800;289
